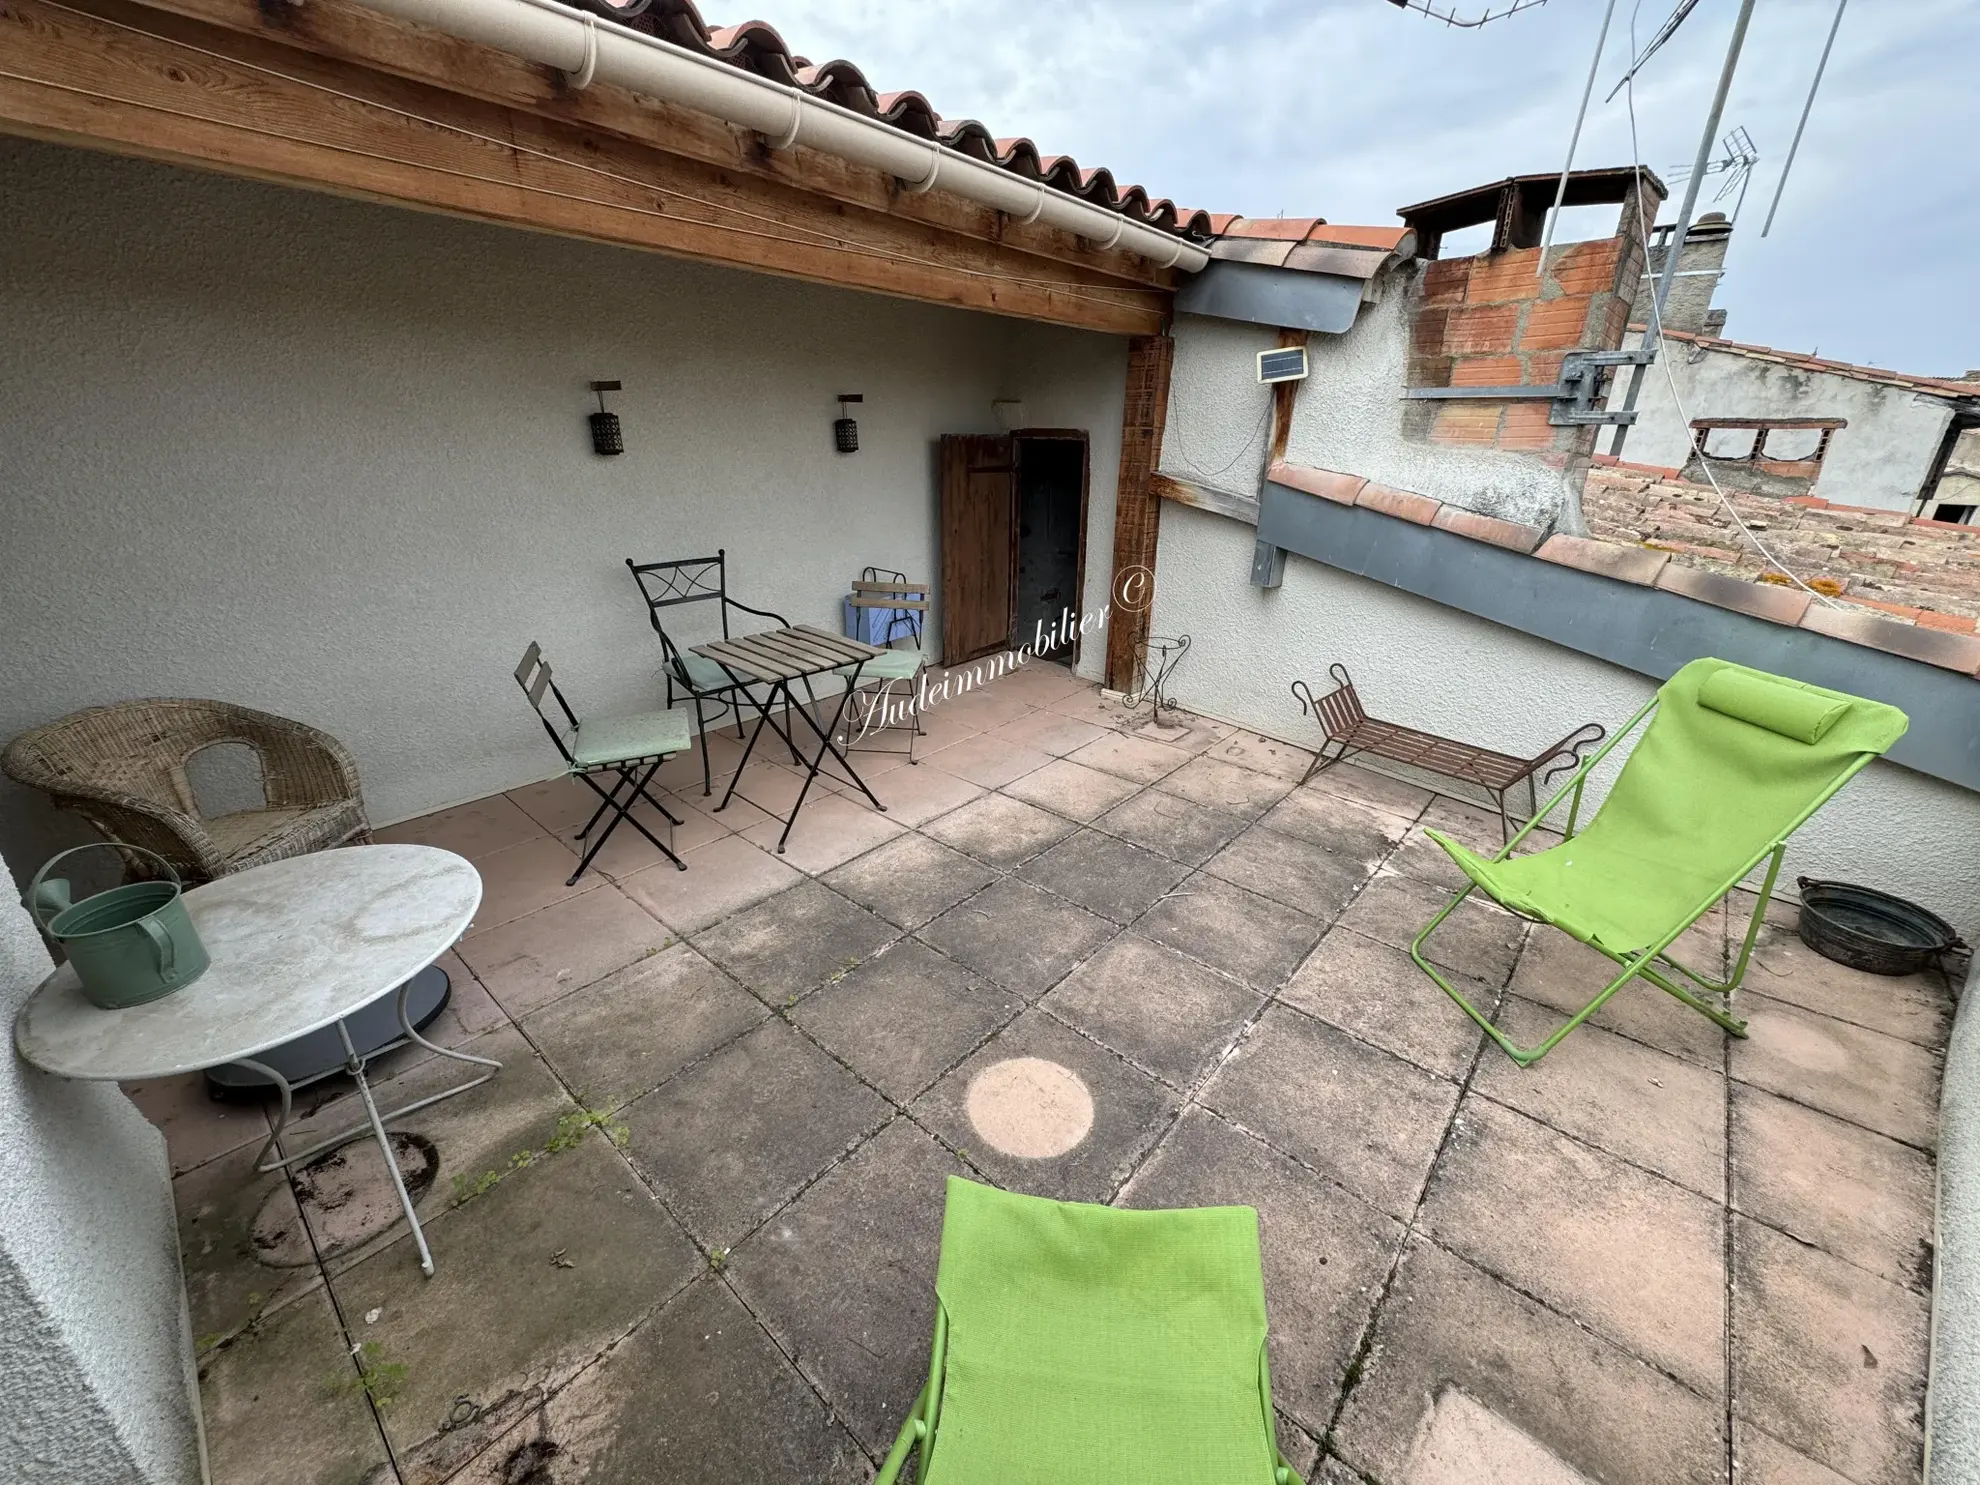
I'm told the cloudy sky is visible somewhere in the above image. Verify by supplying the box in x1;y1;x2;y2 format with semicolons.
756;0;1977;374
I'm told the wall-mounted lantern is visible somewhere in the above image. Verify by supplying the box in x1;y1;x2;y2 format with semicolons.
589;380;624;456
835;394;863;454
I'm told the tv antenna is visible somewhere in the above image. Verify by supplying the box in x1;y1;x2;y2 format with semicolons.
1664;125;1760;223
1381;0;1547;27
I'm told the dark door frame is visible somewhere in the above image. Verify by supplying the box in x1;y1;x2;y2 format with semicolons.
1012;428;1091;667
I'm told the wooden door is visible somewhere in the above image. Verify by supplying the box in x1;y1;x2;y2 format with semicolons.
940;433;1017;664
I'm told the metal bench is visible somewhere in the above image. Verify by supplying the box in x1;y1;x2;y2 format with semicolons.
1292;664;1604;841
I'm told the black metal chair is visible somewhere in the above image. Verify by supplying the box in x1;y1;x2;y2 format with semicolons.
514;642;689;885
626;552;805;797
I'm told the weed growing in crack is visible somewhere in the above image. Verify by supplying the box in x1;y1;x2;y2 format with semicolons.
450;1108;630;1208
334;1340;409;1410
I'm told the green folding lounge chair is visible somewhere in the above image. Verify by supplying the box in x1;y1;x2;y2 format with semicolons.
1412;657;1907;1067
876;1177;1303;1485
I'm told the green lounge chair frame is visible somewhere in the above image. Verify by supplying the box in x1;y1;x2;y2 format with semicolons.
1412;658;1907;1067
878;1178;1303;1485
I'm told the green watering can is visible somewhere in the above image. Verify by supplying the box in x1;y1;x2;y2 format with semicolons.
27;843;210;1009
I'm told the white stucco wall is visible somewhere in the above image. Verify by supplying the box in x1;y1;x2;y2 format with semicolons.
0;138;1128;875
1149;501;1980;942
1609;332;1955;512
0;847;202;1485
1158;288;1585;531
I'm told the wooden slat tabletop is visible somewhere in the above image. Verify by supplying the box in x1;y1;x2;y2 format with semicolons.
694;625;882;684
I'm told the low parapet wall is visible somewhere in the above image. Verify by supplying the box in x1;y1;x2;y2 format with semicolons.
1933;955;1980;1483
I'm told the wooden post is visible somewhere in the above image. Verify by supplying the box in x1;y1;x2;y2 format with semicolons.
1104;333;1175;691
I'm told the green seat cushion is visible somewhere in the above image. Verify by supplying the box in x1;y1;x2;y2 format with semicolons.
838;649;925;683
569;709;692;769
1425;658;1906;957
926;1178;1279;1485
671;652;737;693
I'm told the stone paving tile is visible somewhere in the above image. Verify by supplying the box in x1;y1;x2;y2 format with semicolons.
335;1136;702;1473
1402;1387;1607;1485
924;791;1078;868
821;830;997;930
916;877;1114;999
1733;1214;1929;1485
1094;786;1250;865
1202;821;1377;920
987;708;1112;758
791;939;1021;1105
1200;1006;1457;1219
991;659;1091;705
1041;933;1261;1089
1017;827;1191;925
1121;1108;1404;1436
456;885;672;1018
1423;1097;1727;1396
1731;996;1941;1149
196;1285;391;1485
176;1140;320;1348
1066;729;1194;784
1131;710;1235;753
1333;1238;1727;1485
1000;756;1143;821
1743;921;1953;1048
1047;686;1148;730
443;1276;867;1485
851;759;984;826
1732;1084;1936;1289
1282;926;1489;1081
1156;753;1299;818
1134;874;1324;991
1341;870;1526;987
1474;996;1726;1198
924;732;1054;789
122;1071;267;1177
375;791;546;860
692;879;899;1005
582;795;731;880
1511;928;1731;1069
506;773;605;836
619;1019;890;1250
1301;760;1434;820
463;834;587;934
935;685;1037;733
522;943;768;1111
619;833;802;934
1258;785;1411;868
1205;728;1318;781
727;1118;961;1454
912;1008;1180;1203
1735;1421;1858;1485
738;790;907;873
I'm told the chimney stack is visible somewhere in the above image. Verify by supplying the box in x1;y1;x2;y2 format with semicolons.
1645;210;1732;337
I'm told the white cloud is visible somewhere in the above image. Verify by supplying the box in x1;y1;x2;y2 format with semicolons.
752;0;1979;371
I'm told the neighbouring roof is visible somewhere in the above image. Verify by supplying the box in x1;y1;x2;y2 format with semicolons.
578;0;1214;240
1644;327;1980;402
1204;219;1416;281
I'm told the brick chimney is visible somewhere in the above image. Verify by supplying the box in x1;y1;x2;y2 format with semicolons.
1644;211;1732;337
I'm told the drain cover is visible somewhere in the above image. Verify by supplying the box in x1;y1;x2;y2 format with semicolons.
251;1132;439;1264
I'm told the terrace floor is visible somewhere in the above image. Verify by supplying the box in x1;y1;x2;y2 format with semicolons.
134;659;1953;1485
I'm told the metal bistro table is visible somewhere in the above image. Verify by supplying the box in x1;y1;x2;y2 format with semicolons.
694;624;886;852
15;844;490;1277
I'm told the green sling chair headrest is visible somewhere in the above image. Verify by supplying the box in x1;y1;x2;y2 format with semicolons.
1697;666;1850;744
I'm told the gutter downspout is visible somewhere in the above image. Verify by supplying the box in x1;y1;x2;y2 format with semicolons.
349;0;1211;274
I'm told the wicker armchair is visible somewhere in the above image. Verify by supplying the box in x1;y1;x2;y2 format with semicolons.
3;699;371;884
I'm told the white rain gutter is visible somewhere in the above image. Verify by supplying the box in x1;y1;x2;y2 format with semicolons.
352;0;1210;273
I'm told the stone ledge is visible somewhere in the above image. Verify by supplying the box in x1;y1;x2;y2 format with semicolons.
1536;533;1670;586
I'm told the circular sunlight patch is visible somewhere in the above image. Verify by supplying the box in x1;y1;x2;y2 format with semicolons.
966;1057;1094;1159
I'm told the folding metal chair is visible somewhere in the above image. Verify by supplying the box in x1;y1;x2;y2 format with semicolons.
840;569;929;764
626;552;805;796
513;642;691;886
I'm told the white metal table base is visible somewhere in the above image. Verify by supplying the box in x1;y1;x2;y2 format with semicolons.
245;978;501;1277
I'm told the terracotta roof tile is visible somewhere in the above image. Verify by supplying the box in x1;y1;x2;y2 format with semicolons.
579;1;1211;239
1220;216;1328;241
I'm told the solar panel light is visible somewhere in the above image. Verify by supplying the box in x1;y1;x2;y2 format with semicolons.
835;394;863;453
588;380;624;456
1256;346;1310;385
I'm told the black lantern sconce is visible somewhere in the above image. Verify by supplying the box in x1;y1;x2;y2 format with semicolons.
834;394;862;454
589;380;624;456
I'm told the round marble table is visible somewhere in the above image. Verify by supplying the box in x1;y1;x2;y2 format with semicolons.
16;844;490;1276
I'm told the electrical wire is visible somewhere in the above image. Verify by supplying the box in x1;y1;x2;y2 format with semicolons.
1166;392;1275;487
1618;2;1840;609
1604;0;1704;101
26;0;1168;310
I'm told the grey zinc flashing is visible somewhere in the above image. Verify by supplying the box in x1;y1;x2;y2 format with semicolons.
1173;261;1365;334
